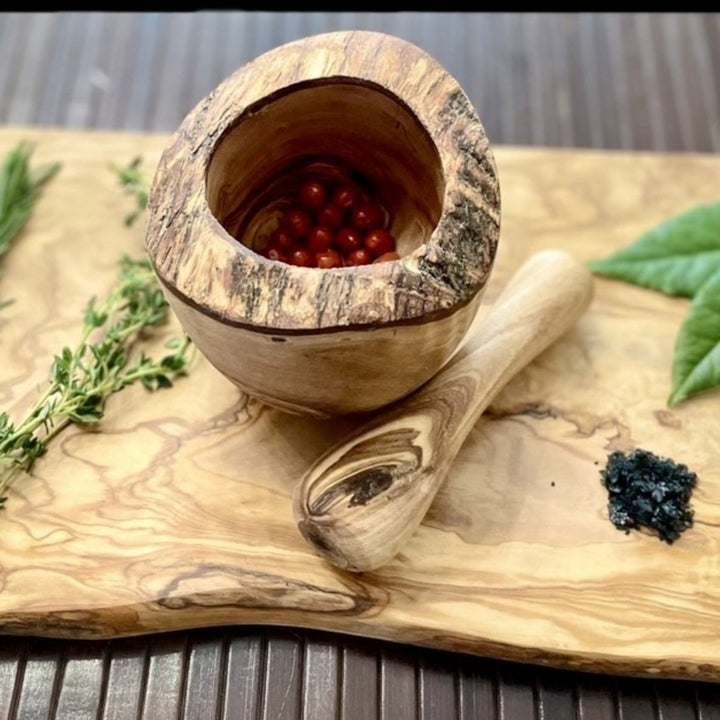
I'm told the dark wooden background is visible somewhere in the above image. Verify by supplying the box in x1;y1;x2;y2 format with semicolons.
1;11;720;720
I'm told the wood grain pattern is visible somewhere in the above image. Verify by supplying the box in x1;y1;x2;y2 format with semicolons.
294;250;594;572
1;126;720;684
3;13;720;720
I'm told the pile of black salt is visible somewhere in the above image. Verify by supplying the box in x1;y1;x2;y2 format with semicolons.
599;448;698;544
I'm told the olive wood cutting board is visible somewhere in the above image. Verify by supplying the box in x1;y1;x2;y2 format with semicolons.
1;126;720;683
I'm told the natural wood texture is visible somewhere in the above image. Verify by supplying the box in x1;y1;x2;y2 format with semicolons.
3;13;720;720
145;30;500;417
1;127;720;684
294;250;594;571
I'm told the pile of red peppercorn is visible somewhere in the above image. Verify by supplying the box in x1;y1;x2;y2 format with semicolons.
256;177;400;268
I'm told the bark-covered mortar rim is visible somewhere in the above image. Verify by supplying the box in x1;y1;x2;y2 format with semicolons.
145;30;500;333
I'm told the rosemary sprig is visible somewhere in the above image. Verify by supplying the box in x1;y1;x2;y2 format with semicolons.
0;255;194;508
110;155;149;227
0;141;61;308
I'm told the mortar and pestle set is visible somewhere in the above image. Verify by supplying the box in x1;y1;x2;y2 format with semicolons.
145;31;594;573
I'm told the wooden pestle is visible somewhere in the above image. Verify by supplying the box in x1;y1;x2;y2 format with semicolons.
292;249;595;572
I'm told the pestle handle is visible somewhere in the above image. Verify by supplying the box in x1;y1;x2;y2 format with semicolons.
292;249;595;572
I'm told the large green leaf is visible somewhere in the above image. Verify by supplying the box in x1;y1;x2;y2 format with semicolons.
669;266;720;406
588;202;720;298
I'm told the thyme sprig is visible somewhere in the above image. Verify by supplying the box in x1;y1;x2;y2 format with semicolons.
0;141;61;308
110;155;149;227
0;255;194;508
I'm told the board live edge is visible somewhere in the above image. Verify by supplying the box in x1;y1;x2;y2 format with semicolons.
1;126;719;683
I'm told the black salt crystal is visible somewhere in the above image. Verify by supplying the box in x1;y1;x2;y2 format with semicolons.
599;448;698;544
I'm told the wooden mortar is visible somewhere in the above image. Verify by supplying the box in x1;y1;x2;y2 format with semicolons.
145;31;500;417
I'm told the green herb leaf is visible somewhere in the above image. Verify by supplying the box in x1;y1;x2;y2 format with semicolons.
588;200;720;407
0;141;61;259
0;255;194;510
0;141;61;309
110;156;150;227
588;202;720;298
668;266;720;406
0;153;196;510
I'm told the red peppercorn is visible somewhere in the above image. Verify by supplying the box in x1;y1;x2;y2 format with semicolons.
316;203;344;229
298;179;328;211
267;227;294;252
351;201;383;231
316;249;343;269
280;209;313;239
373;251;401;263
364;229;395;257
308;226;334;255
346;248;373;266
251;171;396;269
335;226;363;254
332;183;360;210
288;247;313;267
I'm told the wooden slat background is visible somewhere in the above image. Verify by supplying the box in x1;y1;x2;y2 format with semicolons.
1;11;720;720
